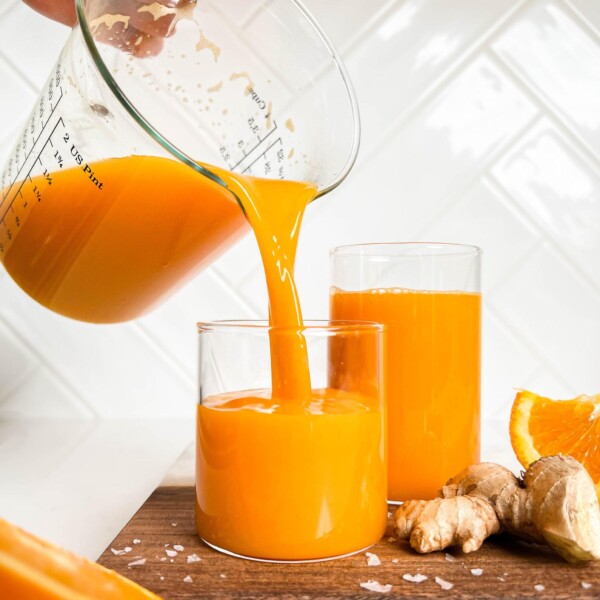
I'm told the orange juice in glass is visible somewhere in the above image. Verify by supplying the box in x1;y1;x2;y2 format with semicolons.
330;243;481;501
195;321;387;562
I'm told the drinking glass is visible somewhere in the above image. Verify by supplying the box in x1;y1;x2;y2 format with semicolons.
196;320;386;562
330;243;481;501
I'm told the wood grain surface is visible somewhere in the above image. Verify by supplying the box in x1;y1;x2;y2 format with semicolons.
98;487;600;599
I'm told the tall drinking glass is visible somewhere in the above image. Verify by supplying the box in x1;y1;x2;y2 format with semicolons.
196;320;387;562
330;243;481;502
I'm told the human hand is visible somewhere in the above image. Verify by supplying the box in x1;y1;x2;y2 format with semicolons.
22;0;195;57
22;0;76;26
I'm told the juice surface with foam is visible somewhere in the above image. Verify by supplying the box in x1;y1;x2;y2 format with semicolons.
196;388;386;560
330;287;481;500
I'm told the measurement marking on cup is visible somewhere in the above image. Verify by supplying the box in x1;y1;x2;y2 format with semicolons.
230;120;278;171
242;137;283;174
0;118;65;227
2;87;64;202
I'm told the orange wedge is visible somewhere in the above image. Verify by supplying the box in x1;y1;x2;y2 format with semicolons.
510;389;600;497
0;517;162;600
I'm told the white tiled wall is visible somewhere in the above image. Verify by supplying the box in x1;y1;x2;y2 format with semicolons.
1;0;599;429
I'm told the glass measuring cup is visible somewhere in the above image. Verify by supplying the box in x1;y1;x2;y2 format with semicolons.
0;0;359;323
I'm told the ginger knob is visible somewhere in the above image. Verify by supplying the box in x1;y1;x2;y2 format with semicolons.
393;455;600;563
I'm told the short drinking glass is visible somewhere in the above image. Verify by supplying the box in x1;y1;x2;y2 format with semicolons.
196;320;387;562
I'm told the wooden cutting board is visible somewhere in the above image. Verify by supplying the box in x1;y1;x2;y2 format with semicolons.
98;487;600;599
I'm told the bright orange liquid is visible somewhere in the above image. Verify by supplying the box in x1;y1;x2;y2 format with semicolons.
206;166;315;400
196;389;386;560
331;287;481;500
1;156;247;323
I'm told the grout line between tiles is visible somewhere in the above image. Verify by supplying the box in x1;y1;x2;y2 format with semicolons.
210;266;263;319
408;111;544;242
128;321;196;390
485;49;600;173
0;48;43;94
483;174;600;298
336;0;399;57
0;0;17;20
349;0;532;171
0;317;101;418
0;362;38;406
485;293;578;394
562;0;600;41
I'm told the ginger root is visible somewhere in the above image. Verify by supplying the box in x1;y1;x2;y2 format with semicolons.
393;455;600;563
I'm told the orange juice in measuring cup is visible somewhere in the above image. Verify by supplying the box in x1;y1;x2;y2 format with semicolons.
0;0;358;323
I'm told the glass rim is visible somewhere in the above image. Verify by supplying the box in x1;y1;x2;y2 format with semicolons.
75;0;360;201
197;319;385;334
330;242;482;258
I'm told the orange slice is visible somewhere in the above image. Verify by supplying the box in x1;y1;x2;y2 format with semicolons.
0;517;161;600
510;389;600;496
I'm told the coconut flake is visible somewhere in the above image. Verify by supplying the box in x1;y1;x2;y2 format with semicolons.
183;575;193;583
123;547;132;553
435;577;454;591
534;584;545;592
165;549;178;558
391;558;399;564
444;553;456;562
160;557;167;562
387;537;396;543
111;548;128;556
133;539;141;544
359;580;392;593
366;552;381;566
582;582;592;590
128;558;146;566
471;568;483;576
171;522;178;527
159;576;165;581
187;553;201;563
403;574;427;583
173;544;184;552
220;574;227;578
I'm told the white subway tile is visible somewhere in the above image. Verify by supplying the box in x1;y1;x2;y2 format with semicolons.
0;2;69;90
492;0;600;154
0;276;193;418
418;178;540;290
491;119;600;289
298;56;537;264
488;243;600;393
482;309;542;422
567;0;600;34
300;0;394;50
0;318;37;400
137;266;260;376
0;1;18;20
522;365;579;399
0;367;93;419
211;228;260;286
0;56;36;127
344;0;519;154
